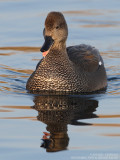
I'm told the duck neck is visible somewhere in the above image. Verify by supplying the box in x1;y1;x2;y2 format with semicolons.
49;41;68;58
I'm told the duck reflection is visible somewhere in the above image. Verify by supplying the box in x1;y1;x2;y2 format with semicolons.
32;95;98;152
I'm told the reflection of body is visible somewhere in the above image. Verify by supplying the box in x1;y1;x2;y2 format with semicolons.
32;95;98;152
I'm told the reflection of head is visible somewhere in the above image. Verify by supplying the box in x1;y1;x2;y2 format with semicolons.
38;111;69;152
32;95;98;152
41;132;69;152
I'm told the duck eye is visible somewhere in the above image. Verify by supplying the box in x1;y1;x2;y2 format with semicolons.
56;26;59;29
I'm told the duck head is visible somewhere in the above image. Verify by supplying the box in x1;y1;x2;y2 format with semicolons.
40;12;68;57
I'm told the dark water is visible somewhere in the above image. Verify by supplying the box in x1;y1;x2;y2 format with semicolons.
0;0;120;160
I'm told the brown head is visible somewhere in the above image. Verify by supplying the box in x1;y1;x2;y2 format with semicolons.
40;12;68;54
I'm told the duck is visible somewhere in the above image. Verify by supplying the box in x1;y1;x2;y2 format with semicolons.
26;11;107;93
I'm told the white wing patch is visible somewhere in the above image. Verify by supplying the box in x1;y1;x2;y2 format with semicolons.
99;61;102;66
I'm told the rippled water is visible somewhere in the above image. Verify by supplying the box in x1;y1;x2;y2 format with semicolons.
0;0;120;160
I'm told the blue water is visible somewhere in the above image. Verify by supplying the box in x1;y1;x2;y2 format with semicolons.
0;0;120;160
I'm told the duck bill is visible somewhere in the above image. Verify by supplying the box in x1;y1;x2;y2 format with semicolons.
40;36;54;52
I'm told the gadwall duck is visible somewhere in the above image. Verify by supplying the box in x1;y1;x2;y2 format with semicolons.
26;12;107;93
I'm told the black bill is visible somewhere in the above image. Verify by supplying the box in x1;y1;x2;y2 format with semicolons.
40;36;54;52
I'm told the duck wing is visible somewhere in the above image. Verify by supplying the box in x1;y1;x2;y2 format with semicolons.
67;44;103;72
